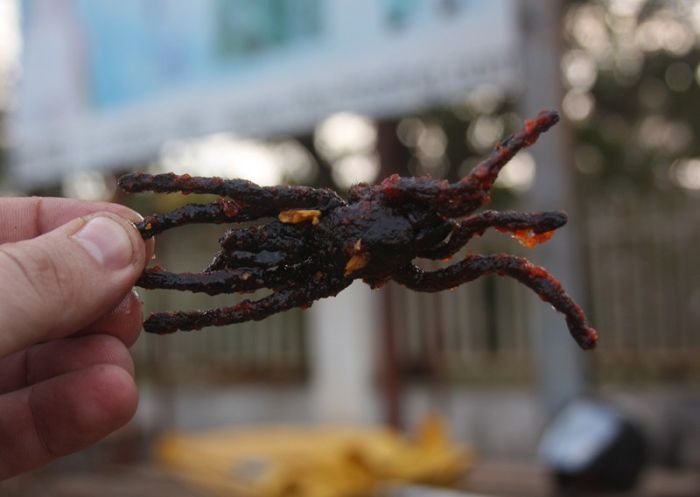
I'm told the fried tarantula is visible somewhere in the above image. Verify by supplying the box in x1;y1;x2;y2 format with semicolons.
119;110;598;350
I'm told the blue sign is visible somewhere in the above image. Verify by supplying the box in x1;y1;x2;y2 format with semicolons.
12;0;518;186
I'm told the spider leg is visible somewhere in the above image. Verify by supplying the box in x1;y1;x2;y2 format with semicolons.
134;200;258;239
119;172;346;211
137;267;273;295
392;254;598;350
377;111;560;217
142;277;351;334
458;111;559;194
207;221;310;271
207;250;288;270
133;198;324;239
419;210;567;260
121;173;345;239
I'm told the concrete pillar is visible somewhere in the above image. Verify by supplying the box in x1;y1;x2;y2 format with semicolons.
519;0;589;416
308;281;380;424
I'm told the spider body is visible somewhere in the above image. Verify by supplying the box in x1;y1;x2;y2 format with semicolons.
119;110;599;350
310;192;449;281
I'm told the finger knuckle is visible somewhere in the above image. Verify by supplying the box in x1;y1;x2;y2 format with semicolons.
0;244;77;318
87;334;131;363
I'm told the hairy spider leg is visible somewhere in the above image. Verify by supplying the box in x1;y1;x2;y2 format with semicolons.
137;267;273;295
207;250;287;270
140;241;322;296
375;111;560;218
219;221;311;251
392;253;598;350
120;173;346;239
134;201;258;238
142;277;351;334
439;110;560;217
459;111;559;193
419;210;568;260
208;221;311;271
119;172;345;210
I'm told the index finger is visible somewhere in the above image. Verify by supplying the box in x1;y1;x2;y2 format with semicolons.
0;197;143;243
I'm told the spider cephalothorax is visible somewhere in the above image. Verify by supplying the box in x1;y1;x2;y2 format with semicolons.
119;110;599;350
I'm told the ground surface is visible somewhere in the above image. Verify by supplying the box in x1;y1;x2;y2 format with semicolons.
1;461;698;497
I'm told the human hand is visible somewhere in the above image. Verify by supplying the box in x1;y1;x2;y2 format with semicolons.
0;197;153;479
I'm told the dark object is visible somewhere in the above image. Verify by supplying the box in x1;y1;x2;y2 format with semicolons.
539;400;649;494
119;110;598;349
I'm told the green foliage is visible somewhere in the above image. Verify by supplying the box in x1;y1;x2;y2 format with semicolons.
564;0;700;201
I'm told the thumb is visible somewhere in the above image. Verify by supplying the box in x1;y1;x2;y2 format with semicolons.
0;213;148;357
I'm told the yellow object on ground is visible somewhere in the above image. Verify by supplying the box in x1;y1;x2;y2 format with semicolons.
154;415;473;497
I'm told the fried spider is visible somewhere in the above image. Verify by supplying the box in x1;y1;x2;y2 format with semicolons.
119;110;599;350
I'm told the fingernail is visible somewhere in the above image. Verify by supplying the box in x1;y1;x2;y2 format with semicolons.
112;289;142;316
72;216;134;270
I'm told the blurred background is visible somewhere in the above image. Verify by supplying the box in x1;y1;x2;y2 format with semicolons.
1;0;699;496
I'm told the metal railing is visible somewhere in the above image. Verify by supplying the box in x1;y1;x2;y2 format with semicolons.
583;197;700;381
130;196;700;384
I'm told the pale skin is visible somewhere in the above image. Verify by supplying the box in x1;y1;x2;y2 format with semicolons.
0;197;154;479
